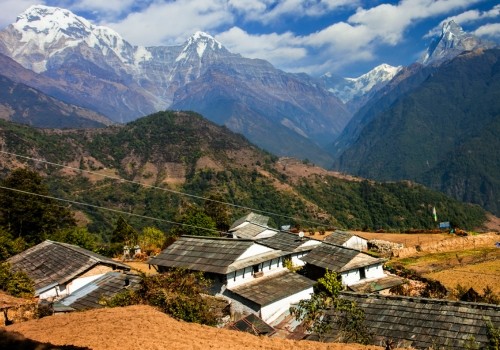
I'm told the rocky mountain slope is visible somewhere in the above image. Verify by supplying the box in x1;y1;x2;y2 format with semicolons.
0;5;349;166
0;72;113;128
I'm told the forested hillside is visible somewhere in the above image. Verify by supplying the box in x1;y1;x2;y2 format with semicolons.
333;49;500;215
0;111;487;241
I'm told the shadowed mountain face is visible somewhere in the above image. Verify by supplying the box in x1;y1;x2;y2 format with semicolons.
0;72;112;128
0;5;349;166
332;49;500;215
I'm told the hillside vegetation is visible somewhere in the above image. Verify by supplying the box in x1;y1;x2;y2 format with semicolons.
0;111;488;237
333;49;500;215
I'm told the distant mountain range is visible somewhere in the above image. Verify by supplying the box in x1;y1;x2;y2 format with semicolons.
0;5;354;167
0;5;498;216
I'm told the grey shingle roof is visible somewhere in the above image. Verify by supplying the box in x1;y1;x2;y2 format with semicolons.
228;270;314;306
229;212;270;230
54;272;141;312
230;222;271;239
347;275;404;293
323;230;355;245
148;236;284;274
316;292;500;349
301;243;383;272
226;313;276;336
7;240;130;295
257;232;315;252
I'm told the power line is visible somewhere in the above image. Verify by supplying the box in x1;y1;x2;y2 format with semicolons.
0;150;331;227
0;185;221;235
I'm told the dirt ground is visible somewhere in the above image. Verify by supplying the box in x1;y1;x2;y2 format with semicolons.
3;305;385;350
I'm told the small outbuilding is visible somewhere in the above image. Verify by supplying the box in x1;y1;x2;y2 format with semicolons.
300;242;402;293
7;240;130;299
323;230;368;251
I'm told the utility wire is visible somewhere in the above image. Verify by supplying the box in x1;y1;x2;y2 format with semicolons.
0;150;331;227
0;185;221;235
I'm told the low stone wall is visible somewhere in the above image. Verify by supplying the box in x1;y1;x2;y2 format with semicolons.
392;232;499;258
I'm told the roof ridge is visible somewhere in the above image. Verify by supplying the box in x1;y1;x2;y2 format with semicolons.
179;235;254;242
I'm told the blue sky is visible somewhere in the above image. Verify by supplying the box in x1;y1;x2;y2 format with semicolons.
0;0;499;77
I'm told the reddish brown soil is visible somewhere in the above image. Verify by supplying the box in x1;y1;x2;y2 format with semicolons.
3;305;385;350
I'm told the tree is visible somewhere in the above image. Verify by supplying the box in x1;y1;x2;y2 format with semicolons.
0;168;76;243
290;270;371;343
170;206;218;237
0;262;34;298
111;216;138;245
48;227;100;252
137;227;165;254
203;194;230;232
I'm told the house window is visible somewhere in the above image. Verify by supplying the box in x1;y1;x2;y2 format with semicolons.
359;268;366;279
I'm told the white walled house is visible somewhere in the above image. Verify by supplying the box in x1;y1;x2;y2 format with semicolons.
324;230;368;251
300;242;403;294
148;236;315;323
8;240;130;299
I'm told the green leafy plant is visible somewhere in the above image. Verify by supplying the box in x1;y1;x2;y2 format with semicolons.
0;263;34;298
290;270;371;343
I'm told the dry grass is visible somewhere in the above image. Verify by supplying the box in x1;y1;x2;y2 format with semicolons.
3;305;385;350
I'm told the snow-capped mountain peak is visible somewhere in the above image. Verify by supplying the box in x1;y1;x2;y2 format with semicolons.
5;5;143;72
421;20;496;65
176;31;224;62
322;63;402;103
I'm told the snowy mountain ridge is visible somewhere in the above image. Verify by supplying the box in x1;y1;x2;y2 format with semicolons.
321;63;402;103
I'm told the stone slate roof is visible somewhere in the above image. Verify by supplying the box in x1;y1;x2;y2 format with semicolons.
300;243;384;272
229;212;269;230
226;313;276;336
316;292;500;349
7;240;130;295
228;270;314;307
257;232;317;252
324;230;357;245
230;222;272;239
54;272;141;312
347;275;404;293
148;236;284;275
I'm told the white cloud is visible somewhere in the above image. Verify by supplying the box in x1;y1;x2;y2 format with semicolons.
0;0;40;29
349;0;483;45
103;0;234;46
71;0;136;18
216;27;307;65
229;0;357;23
474;22;500;38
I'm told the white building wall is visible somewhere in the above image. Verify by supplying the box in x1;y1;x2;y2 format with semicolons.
38;287;60;299
291;252;308;266
260;286;314;324
254;229;278;239
340;263;385;286
364;264;385;279
344;236;368;251
236;244;275;261
226;257;287;288
66;274;106;295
